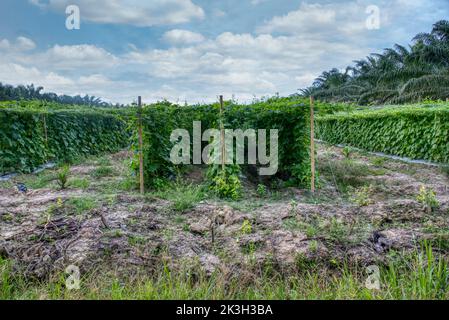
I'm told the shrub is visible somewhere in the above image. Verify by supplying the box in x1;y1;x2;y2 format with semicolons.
342;146;352;159
257;184;268;197
317;105;449;163
0;103;129;174
57;165;70;190
350;185;374;207
417;185;439;213
135;99;313;190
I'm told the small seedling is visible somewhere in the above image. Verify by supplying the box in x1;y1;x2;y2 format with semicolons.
351;185;374;207
257;184;268;197
240;219;253;235
417;185;439;213
57;165;70;190
342;146;352;159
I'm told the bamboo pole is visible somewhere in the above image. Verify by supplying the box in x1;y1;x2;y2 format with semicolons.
138;96;145;194
220;95;225;171
310;96;316;193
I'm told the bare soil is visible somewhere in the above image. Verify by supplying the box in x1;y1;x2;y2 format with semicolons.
1;144;449;279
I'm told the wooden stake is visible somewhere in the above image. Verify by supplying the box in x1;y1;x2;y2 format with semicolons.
220;95;225;171
310;96;316;193
42;114;48;144
138;96;145;194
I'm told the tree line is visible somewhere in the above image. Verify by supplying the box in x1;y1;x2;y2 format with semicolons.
301;20;449;105
0;83;121;107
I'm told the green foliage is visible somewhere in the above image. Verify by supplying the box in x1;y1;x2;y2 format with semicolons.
0;83;116;107
317;105;449;163
342;146;352;159
208;167;242;200
65;197;98;215
256;184;268;197
69;178;90;190
350;185;374;207
57;165;70;190
417;185;439;213
135;98;314;190
372;157;387;167
0;103;129;175
2;244;449;299
150;181;206;212
303;20;449;105
240;219;253;235
318;158;375;192
91;166;115;178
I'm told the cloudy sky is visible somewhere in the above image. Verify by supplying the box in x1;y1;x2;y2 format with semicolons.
0;0;448;104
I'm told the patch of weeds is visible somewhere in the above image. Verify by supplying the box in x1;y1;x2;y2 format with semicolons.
128;235;147;246
97;157;111;167
342;146;353;159
22;172;56;189
270;178;284;190
91;166;115;179
295;253;319;272
162;229;174;241
302;193;334;205
66;197;98;215
105;229;123;238
240;219;253;235
309;240;319;253
228;200;263;212
269;190;283;201
57;165;70;190
430;236;449;251
440;166;449;179
287;214;368;245
151;182;206;213
70;178;90;190
241;241;261;256
0;213;13;223
0;181;14;189
328;217;351;243
256;184;268;197
350;185;374;207
319;158;378;192
119;176;137;192
417;185;439;213
283;217;317;238
174;215;186;225
372;157;387;167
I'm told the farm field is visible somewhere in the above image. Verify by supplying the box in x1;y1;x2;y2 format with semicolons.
1;5;449;305
1;142;449;299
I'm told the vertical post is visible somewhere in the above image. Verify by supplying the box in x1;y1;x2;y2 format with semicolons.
138;96;145;195
42;113;48;144
220;95;225;171
310;96;316;193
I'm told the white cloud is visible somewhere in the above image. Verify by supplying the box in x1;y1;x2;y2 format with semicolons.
6;0;449;104
251;0;269;5
16;37;37;51
162;29;205;45
125;31;367;100
40;44;118;70
257;2;363;36
30;0;205;26
0;36;36;52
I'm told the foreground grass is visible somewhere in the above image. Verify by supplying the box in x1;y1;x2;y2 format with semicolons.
1;245;448;300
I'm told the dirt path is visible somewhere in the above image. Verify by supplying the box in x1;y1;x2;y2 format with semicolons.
1;145;448;279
